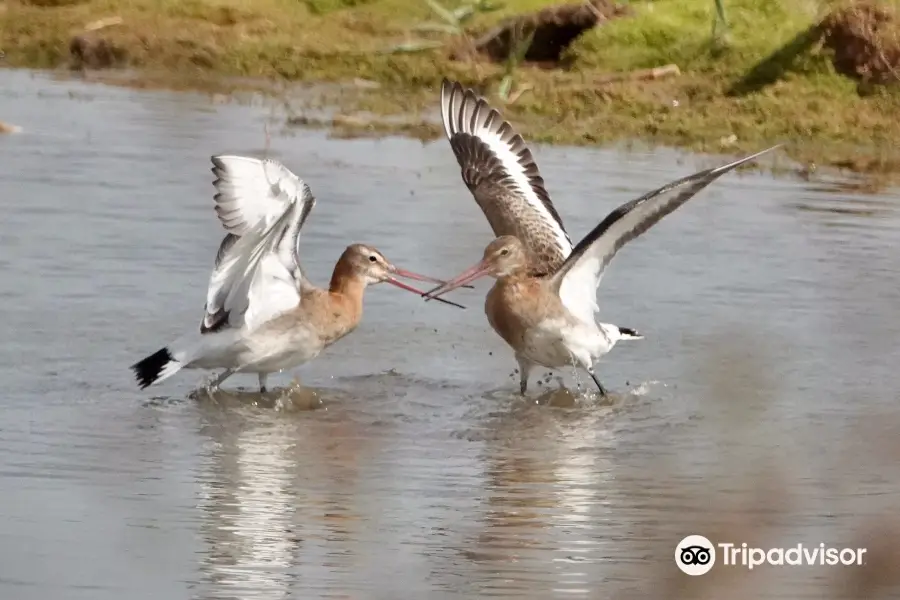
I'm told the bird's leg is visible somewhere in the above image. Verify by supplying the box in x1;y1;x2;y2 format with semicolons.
209;368;237;391
586;367;608;397
287;371;303;389
516;355;532;395
258;373;268;394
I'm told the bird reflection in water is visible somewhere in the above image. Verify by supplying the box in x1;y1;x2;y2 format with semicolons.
462;400;620;596
191;395;370;600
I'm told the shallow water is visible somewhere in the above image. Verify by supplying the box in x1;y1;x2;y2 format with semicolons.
1;69;899;599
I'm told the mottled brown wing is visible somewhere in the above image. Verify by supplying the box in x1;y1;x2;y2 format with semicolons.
440;79;572;274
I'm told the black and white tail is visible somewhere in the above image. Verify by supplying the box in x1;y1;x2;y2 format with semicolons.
617;326;644;340
130;347;182;389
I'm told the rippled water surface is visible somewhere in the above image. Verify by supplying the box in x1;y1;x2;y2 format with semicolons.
2;70;899;599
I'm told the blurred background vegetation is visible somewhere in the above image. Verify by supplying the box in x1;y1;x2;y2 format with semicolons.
4;0;900;176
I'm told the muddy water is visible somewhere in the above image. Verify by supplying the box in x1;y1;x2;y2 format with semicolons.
1;69;899;599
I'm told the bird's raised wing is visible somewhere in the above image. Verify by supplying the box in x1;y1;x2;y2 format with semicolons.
210;155;310;235
201;232;240;333
201;156;316;334
440;79;572;274
550;145;781;325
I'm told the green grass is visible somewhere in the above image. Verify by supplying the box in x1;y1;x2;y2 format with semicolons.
3;0;900;179
573;0;822;72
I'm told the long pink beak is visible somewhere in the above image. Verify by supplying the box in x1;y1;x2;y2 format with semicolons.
421;259;493;302
386;267;467;309
391;268;475;289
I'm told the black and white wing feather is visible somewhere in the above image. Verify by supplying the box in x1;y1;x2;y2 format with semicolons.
211;155;310;235
550;145;781;325
440;79;572;274
201;156;316;334
201;232;240;333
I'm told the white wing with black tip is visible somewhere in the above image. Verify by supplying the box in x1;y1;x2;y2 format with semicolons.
201;156;316;334
211;155;311;234
201;232;239;334
550;145;781;325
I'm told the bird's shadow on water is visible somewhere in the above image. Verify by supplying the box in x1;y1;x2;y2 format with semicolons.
187;384;335;412
482;377;664;409
141;382;340;412
456;379;666;442
138;369;666;433
140;368;469;417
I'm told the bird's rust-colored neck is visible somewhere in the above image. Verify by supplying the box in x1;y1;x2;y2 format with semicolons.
324;254;366;330
329;255;367;300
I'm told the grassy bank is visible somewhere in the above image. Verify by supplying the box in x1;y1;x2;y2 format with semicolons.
4;0;900;179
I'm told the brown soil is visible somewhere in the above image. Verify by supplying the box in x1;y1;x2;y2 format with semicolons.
19;0;87;5
453;0;632;64
822;0;900;84
69;35;129;70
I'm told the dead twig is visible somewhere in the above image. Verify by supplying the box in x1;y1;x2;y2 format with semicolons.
84;16;123;32
552;63;681;92
592;63;681;85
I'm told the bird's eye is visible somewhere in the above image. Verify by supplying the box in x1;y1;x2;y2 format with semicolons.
369;255;378;263
500;249;510;256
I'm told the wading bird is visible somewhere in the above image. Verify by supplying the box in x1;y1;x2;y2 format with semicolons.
131;155;463;393
423;79;779;396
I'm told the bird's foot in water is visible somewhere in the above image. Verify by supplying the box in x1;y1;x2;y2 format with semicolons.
288;374;304;391
586;368;607;397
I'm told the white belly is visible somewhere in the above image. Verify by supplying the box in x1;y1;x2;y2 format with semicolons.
186;324;324;374
521;318;613;369
240;325;324;373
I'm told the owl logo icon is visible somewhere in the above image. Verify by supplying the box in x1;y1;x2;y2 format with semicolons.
675;535;716;575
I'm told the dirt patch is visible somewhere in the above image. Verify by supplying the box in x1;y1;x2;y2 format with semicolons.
821;0;900;84
19;0;88;6
454;0;632;64
69;35;129;69
68;32;220;71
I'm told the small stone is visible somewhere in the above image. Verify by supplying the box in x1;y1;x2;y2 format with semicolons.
353;78;380;90
719;133;738;147
0;121;21;134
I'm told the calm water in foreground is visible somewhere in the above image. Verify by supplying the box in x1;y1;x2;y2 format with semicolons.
1;70;899;599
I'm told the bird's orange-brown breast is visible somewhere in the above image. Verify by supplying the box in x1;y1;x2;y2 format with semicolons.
318;262;367;344
258;259;366;347
484;275;562;352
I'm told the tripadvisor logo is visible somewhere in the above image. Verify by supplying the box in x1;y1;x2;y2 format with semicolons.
675;535;715;576
676;536;867;575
